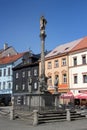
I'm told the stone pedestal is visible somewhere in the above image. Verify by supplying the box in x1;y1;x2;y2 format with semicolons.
33;110;38;126
10;106;14;120
66;109;71;121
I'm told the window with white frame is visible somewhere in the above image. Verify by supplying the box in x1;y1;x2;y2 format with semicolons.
8;82;11;89
16;85;19;90
74;75;78;84
3;69;6;76
62;58;66;66
16;73;19;79
0;82;1;90
3;82;5;89
34;69;37;76
22;84;25;90
34;82;38;90
83;74;87;83
54;60;59;68
48;62;52;69
17;96;21;105
22;71;25;78
8;67;11;76
0;70;2;77
73;57;77;66
23;96;26;105
82;55;86;65
62;74;67;83
28;70;31;77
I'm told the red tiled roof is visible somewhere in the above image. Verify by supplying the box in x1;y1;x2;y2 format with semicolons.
70;36;87;52
0;53;25;65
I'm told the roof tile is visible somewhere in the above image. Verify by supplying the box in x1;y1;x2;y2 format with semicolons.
0;53;25;65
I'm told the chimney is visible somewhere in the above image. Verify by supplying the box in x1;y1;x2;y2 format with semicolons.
4;43;8;50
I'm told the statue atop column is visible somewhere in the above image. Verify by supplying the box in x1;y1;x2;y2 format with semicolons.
54;75;58;93
40;16;47;31
40;16;47;37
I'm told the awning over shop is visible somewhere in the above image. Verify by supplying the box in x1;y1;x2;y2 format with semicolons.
75;92;87;99
60;92;74;99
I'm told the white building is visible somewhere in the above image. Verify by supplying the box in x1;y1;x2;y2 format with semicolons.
69;37;87;95
0;52;26;105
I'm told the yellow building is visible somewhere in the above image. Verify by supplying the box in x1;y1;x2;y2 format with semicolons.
39;37;83;94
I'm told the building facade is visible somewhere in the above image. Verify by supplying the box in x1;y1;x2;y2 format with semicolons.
41;37;85;94
0;43;17;58
69;37;87;95
13;53;40;108
0;52;26;105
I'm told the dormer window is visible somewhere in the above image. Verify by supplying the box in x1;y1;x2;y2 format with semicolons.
53;50;57;54
64;47;69;50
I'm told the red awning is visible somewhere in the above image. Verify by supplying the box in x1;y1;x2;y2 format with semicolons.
75;92;87;99
60;92;74;99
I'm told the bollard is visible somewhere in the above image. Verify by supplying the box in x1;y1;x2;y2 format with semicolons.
66;109;71;121
33;110;38;126
85;115;87;118
10;106;14;120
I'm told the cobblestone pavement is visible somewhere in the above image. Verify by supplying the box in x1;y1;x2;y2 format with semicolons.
0;117;87;130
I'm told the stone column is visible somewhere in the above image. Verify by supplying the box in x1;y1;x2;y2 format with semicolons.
10;106;14;120
33;110;38;126
39;16;47;92
66;109;71;121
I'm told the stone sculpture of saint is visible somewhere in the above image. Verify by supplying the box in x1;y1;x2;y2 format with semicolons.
40;16;47;31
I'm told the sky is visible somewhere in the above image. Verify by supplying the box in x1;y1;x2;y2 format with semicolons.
0;0;87;54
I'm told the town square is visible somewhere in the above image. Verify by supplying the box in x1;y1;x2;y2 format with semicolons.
0;0;87;129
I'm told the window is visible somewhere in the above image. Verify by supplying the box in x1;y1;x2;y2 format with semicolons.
48;62;52;69
34;69;37;76
83;75;87;83
22;71;25;78
3;69;6;76
23;96;26;105
8;67;11;76
0;82;1;90
16;73;19;79
48;76;52;86
3;82;5;89
16;85;19;90
73;57;77;66
17;96;22;105
34;82;38;90
82;55;86;65
0;70;2;77
54;60;59;68
22;84;25;90
62;58;66;66
74;75;78;84
62;74;67;83
28;70;31;77
8;82;11;89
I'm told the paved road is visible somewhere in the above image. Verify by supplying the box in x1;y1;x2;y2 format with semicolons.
0;117;87;130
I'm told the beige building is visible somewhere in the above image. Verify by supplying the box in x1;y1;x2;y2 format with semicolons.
39;37;84;93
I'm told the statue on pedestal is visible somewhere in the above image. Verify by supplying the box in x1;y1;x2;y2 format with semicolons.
54;75;58;93
40;16;47;37
40;16;47;31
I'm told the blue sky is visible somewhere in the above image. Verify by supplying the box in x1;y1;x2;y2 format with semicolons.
0;0;87;54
